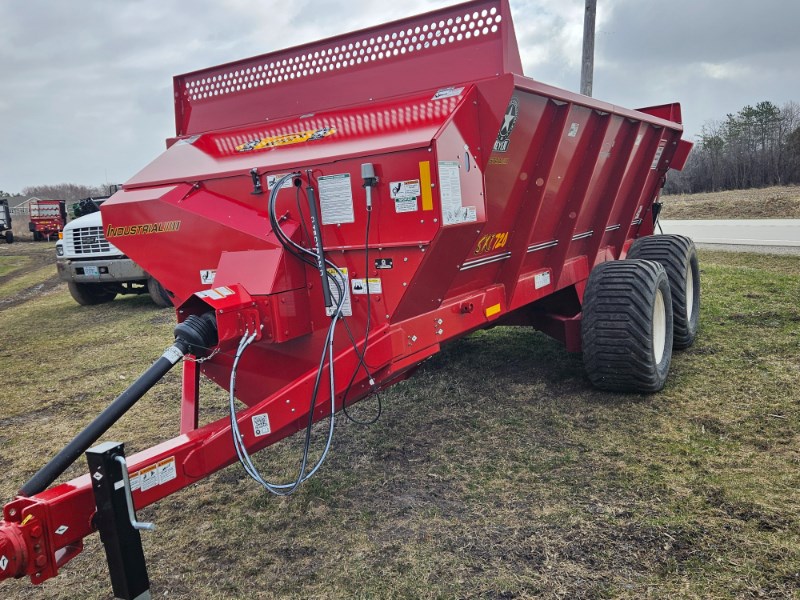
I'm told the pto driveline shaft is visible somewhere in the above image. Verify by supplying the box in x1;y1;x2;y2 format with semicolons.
19;313;218;497
19;340;190;497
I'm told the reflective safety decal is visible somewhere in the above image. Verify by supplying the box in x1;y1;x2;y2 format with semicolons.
235;126;335;152
485;303;502;317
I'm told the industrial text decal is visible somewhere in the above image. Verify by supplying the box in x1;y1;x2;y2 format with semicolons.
106;221;181;238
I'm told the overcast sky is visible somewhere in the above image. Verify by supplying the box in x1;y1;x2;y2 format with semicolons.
1;0;798;194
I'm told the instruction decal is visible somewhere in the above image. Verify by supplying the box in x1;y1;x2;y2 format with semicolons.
375;258;393;270
394;196;418;213
438;161;475;225
326;266;352;317
534;271;551;289
318;173;355;225
200;269;216;285
493;97;519;153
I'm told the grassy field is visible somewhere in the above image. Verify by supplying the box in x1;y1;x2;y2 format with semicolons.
0;240;798;599
661;185;800;220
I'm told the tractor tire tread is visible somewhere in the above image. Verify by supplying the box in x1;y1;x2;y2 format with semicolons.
582;259;673;393
627;234;699;349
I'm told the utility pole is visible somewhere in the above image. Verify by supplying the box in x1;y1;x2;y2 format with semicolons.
580;0;596;96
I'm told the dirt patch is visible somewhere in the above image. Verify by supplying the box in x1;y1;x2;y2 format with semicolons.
0;239;62;311
0;274;62;312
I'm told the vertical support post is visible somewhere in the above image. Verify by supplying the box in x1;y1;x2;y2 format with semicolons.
86;442;151;600
581;0;597;96
180;359;201;434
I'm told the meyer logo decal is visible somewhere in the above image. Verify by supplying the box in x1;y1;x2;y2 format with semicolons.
493;97;519;153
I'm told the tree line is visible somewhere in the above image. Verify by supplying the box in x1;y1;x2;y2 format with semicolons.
665;100;800;194
0;183;110;203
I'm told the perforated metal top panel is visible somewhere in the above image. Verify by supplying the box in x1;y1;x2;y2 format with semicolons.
173;0;521;136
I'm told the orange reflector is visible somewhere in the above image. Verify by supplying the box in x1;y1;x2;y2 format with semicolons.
419;161;433;211
485;303;501;317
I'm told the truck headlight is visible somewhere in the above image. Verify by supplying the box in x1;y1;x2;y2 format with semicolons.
56;244;64;257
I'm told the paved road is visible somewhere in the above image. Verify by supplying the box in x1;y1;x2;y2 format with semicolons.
660;219;800;255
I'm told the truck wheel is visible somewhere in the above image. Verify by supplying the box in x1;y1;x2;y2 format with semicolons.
67;282;117;306
4;231;12;244
627;234;699;349
147;277;173;308
581;260;674;393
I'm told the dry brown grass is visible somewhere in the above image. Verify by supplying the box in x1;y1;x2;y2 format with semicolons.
0;242;798;599
661;185;800;220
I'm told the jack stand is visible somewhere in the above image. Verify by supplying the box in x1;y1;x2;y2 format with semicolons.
87;442;153;600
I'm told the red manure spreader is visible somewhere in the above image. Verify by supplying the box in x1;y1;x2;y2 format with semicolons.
0;0;696;596
28;199;67;241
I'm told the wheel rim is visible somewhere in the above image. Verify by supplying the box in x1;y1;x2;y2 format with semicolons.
685;265;695;322
653;288;667;364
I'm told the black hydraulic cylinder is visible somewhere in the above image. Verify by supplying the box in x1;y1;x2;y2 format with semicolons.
305;176;333;309
19;339;189;497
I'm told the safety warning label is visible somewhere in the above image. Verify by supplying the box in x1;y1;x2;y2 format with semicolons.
326;266;352;316
351;278;382;294
390;179;421;199
267;173;294;190
129;456;177;492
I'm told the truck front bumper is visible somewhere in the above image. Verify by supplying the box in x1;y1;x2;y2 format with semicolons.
56;257;147;283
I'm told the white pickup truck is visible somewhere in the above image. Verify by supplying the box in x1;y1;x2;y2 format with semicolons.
56;210;171;307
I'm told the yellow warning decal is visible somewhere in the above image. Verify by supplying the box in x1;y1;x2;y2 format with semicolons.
419;161;433;211
485;303;502;317
235;126;335;153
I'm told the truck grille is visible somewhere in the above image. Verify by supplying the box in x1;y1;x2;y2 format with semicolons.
67;226;112;254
